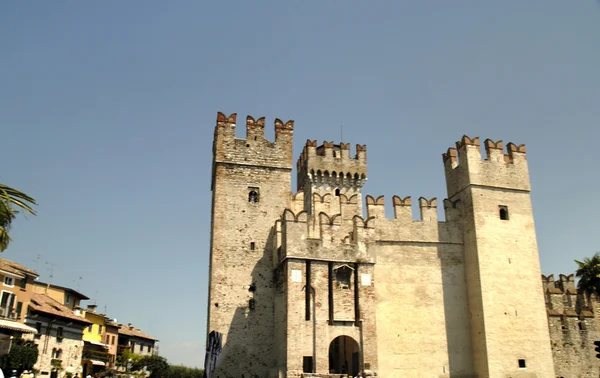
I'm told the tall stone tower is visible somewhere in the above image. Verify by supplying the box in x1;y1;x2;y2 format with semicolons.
276;140;376;378
443;137;555;377
207;112;294;378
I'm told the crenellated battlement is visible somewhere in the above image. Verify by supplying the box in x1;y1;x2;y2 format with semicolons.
297;140;367;191
443;135;530;198
213;112;294;172
277;193;463;261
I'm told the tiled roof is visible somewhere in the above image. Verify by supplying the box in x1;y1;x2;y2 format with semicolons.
0;258;38;278
117;324;158;341
29;293;91;324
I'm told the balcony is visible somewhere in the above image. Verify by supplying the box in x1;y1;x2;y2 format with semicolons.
82;349;111;363
117;345;131;355
0;306;18;320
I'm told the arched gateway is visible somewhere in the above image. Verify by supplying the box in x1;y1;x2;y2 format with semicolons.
329;336;360;376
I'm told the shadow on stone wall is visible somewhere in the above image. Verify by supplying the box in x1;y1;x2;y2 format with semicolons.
439;245;476;378
211;228;278;378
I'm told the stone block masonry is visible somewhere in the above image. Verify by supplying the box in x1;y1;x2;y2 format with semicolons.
206;111;589;378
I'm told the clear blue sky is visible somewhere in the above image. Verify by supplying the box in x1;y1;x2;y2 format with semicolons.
2;0;599;368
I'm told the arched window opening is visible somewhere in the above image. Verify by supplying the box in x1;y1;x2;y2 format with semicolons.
335;188;340;196
248;190;259;203
334;265;352;290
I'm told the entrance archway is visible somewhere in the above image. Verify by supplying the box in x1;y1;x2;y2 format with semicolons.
328;336;360;376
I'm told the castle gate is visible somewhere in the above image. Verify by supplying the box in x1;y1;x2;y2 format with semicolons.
328;336;359;377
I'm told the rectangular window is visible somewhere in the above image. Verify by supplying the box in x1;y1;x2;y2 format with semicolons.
57;327;63;339
112;336;115;345
19;276;27;289
88;325;92;332
499;205;509;220
15;302;22;318
65;294;70;304
302;356;313;373
250;242;255;251
518;359;526;368
3;277;14;287
98;325;103;334
1;291;16;318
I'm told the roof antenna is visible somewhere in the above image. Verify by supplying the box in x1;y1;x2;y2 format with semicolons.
32;254;41;271
45;261;55;282
73;276;82;292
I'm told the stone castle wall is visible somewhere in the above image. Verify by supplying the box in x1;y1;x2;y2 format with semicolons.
208;112;579;378
543;274;600;377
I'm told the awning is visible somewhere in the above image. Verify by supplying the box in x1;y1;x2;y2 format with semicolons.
84;340;109;348
90;360;105;366
0;319;37;334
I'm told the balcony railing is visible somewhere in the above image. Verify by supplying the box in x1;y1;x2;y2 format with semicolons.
82;349;111;362
0;306;18;320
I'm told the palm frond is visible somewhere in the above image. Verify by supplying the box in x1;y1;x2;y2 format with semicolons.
0;184;37;216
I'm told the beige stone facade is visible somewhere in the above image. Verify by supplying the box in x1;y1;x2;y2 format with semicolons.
206;112;570;378
25;293;91;377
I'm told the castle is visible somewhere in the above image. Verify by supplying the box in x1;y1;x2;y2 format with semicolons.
206;112;598;378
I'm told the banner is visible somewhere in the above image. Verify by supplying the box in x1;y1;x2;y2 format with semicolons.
203;331;222;378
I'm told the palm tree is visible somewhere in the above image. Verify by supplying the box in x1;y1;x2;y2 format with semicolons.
575;252;600;303
0;184;37;251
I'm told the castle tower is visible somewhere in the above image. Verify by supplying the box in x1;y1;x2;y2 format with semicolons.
296;140;367;218
443;137;555;377
207;112;294;378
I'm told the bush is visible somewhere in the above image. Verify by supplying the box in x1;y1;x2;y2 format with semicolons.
0;339;39;376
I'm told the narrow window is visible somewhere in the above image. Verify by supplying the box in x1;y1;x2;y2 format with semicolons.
578;321;584;330
57;326;64;340
98;325;103;334
328;262;334;323
112;335;115;345
19;276;27;289
518;359;526;368
250;242;255;251
15;302;22;318
88;325;92;332
335;188;340;196
499;205;509;220
302;356;314;373
305;262;311;321
65;294;70;304
248;299;256;310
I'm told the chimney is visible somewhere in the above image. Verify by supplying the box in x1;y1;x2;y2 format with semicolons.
87;304;97;313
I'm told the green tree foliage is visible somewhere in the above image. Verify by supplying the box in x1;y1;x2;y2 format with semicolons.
132;355;169;378
0;339;39;375
116;350;143;368
575;252;600;300
0;184;37;251
166;365;204;378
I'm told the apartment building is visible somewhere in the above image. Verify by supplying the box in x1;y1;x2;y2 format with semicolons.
31;281;89;311
25;293;91;378
0;258;39;342
117;323;158;357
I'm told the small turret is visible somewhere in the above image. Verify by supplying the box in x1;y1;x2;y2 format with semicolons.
296;140;367;192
